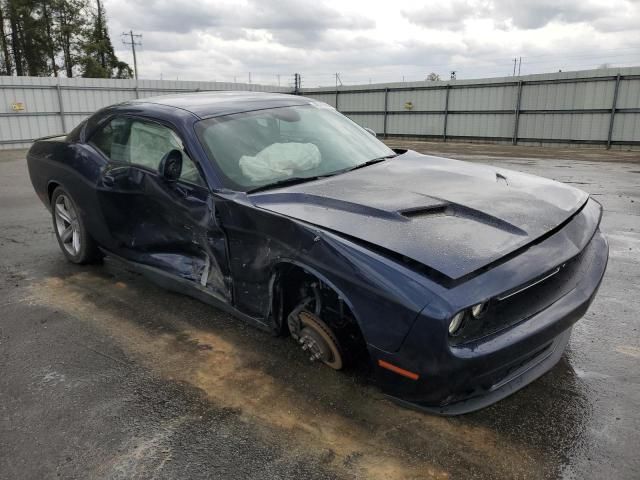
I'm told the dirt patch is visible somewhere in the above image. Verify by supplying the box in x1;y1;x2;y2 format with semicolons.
30;272;548;479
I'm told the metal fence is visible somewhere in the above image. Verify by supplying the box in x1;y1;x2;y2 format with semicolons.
301;66;640;149
0;77;290;150
1;67;639;150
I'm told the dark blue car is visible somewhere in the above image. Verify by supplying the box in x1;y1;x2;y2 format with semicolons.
26;91;608;414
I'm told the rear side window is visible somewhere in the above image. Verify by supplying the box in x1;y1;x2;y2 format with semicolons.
89;116;204;186
90;117;130;162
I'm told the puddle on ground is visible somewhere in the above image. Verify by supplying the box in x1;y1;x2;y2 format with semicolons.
30;272;549;479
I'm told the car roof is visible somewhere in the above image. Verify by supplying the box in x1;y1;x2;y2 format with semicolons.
129;91;314;119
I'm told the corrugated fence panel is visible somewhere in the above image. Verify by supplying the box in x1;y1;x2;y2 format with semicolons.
1;68;639;149
62;88;134;114
617;78;640;108
0;85;58;114
0;114;61;142
449;85;517;111
387;114;443;136
387;89;447;111
338;91;385;111
300;66;639;147
612;113;640;143
304;93;337;107
0;76;294;148
612;79;640;144
449;86;517;110
447;113;514;138
344;113;384;133
518;113;610;141
521;80;614;110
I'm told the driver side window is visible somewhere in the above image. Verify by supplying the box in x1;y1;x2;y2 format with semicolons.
90;116;205;187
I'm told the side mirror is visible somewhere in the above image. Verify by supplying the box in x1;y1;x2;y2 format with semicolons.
159;149;183;182
364;127;377;137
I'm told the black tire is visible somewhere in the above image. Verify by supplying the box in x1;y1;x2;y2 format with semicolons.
51;186;103;264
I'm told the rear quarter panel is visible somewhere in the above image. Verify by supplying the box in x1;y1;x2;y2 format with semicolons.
27;137;111;248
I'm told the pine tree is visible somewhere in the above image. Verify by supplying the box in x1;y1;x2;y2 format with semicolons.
41;0;57;75
4;0;52;76
7;0;24;75
80;0;131;78
0;1;14;74
53;0;86;77
1;0;131;78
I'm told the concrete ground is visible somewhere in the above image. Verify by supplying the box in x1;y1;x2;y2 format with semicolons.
1;142;638;479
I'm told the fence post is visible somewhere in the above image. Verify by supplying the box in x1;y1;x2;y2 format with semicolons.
383;87;389;138
606;74;621;149
512;80;523;145
56;81;67;134
443;84;450;142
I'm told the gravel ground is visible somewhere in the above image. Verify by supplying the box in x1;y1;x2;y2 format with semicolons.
1;142;638;479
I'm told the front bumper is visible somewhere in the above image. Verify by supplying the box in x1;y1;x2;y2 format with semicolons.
373;228;609;415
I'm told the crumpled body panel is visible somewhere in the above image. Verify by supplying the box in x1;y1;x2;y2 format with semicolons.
251;151;588;282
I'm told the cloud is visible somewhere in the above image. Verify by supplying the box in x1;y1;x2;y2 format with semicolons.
106;0;372;41
402;0;617;31
105;0;640;85
401;1;481;31
492;0;609;29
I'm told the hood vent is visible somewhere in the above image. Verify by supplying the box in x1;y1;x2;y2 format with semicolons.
400;205;449;219
400;203;527;236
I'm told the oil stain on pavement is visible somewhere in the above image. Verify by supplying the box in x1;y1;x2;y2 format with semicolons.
29;271;540;479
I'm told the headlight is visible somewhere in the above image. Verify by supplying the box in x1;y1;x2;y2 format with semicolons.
471;302;487;318
448;311;465;336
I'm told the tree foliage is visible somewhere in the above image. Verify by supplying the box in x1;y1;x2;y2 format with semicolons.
0;0;131;78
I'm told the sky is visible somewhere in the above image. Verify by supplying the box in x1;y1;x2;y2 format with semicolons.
105;0;640;87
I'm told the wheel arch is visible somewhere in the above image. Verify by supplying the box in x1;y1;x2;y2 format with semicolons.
46;180;62;206
267;259;372;368
268;259;363;330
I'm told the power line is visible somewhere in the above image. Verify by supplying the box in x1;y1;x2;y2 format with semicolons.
121;30;142;79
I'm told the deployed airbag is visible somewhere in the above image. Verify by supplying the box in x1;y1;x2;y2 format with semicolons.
239;143;321;181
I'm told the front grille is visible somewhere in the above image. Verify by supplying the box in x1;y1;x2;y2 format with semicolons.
450;234;598;346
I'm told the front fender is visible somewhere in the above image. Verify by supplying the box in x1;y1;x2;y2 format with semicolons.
274;229;439;352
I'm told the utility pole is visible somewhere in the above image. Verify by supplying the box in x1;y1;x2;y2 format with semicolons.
513;58;517;76
518;57;522;76
248;72;252;84
122;30;142;79
335;73;343;88
293;73;301;94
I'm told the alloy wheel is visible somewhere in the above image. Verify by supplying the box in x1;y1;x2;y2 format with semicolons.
54;194;81;256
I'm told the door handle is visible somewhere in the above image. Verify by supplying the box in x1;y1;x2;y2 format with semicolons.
102;166;129;188
103;175;115;187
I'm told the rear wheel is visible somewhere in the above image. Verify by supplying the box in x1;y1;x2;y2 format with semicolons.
51;187;102;264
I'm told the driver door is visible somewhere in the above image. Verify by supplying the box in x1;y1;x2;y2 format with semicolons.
90;115;231;301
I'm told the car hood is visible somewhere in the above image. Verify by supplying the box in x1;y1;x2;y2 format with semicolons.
249;151;589;282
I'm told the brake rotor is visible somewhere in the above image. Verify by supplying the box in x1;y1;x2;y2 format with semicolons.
297;310;343;370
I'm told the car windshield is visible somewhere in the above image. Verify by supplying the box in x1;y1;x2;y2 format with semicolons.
195;103;395;191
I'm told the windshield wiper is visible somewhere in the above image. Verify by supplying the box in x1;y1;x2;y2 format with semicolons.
246;154;399;193
344;153;399;173
246;176;322;194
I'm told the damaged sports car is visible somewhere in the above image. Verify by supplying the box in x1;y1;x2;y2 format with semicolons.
27;91;608;414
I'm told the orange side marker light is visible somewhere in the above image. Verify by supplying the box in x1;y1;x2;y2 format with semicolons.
378;359;420;381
